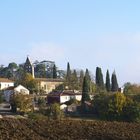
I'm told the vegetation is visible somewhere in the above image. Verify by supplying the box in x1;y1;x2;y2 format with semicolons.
95;67;104;91
105;70;111;92
93;92;140;122
49;103;64;120
10;94;33;114
18;73;38;94
52;64;57;78
111;71;119;92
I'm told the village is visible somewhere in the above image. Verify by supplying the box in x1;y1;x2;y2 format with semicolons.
0;56;95;118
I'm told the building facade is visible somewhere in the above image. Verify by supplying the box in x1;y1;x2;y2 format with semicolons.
0;78;14;90
35;78;63;94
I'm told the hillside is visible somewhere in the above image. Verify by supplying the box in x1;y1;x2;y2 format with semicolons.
0;118;139;140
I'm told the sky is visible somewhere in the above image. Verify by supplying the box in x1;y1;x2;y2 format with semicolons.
0;0;140;86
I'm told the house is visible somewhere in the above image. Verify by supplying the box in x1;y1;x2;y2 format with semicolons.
0;78;14;90
47;91;82;105
47;91;82;110
47;91;94;109
35;78;63;94
4;85;29;102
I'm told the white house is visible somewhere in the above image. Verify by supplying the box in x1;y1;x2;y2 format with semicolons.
47;91;94;109
47;91;81;104
0;78;14;90
4;85;29;102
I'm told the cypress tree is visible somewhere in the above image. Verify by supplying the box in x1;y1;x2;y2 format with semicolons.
65;62;71;89
52;64;57;79
106;70;111;92
79;70;84;90
71;70;78;90
81;75;90;104
85;69;91;81
85;68;91;92
95;67;104;89
66;62;71;81
111;71;119;92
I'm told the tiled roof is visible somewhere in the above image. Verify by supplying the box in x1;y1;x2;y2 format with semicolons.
48;91;82;97
0;78;14;83
35;78;64;82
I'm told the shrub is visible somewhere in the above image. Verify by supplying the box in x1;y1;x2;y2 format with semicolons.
93;93;110;119
49;103;64;120
122;101;140;122
93;92;140;122
107;92;126;120
10;94;33;114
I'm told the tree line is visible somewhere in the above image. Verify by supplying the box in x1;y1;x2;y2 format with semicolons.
64;62;119;93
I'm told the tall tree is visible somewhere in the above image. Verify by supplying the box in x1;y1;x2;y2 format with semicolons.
85;69;91;91
85;69;91;81
53;64;57;79
106;70;111;92
95;67;104;89
65;62;71;89
71;70;78;90
79;70;84;90
111;71;119;92
66;62;71;81
81;75;90;104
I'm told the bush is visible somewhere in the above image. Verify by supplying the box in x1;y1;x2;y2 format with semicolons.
49;103;64;120
37;97;46;114
93;93;110;119
122;101;140;122
107;92;126;120
93;92;140;122
10;94;33;114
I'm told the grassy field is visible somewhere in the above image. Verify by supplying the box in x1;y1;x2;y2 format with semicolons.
0;118;139;140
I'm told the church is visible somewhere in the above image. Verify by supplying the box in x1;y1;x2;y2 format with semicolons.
24;56;63;94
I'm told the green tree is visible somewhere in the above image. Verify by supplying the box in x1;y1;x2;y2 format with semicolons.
111;71;119;92
65;62;71;89
66;62;71;81
52;64;57;79
10;94;33;113
8;62;18;70
106;70;111;92
35;63;46;78
71;70;78;90
49;103;63;120
81;75;90;104
108;92;126;120
96;67;104;90
122;101;140;122
85;69;91;82
123;83;140;95
79;70;84;90
20;73;38;94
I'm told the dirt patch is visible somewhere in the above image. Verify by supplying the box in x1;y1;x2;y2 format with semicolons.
0;118;139;140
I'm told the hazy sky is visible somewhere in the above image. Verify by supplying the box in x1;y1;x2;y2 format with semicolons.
0;0;140;86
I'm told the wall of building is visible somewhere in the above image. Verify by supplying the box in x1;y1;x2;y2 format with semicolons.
38;81;63;94
0;82;14;90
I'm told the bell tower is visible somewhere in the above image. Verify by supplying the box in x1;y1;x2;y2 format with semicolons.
24;56;35;78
